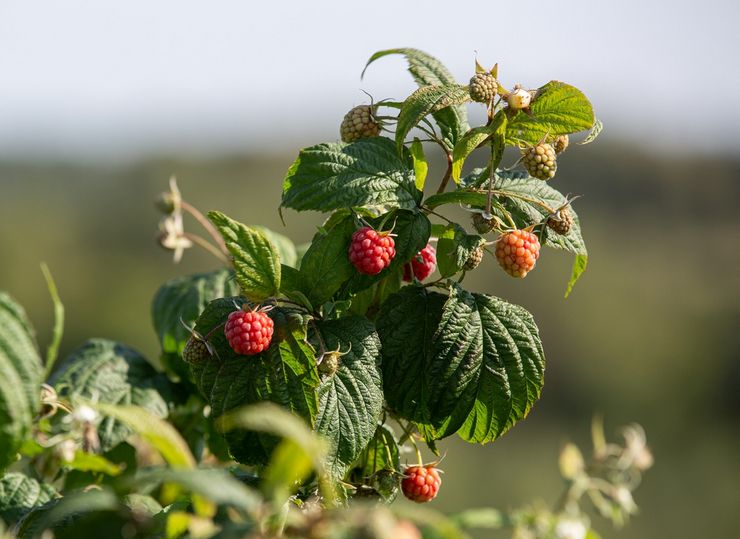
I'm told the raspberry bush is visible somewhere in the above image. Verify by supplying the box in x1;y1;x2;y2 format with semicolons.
0;49;651;539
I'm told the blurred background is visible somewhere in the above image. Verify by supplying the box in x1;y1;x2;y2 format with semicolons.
1;1;738;537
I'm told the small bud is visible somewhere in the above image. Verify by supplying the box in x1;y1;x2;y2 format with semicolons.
554;517;587;539
54;439;77;463
154;192;176;214
507;86;532;110
72;405;97;424
559;443;585;480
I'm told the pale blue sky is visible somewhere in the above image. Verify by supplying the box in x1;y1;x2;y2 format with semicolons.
1;0;738;157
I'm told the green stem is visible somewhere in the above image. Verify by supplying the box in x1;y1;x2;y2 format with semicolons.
183;233;231;264
181;200;229;255
41;264;64;379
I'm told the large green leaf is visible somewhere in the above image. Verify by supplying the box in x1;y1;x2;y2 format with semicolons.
151;268;239;373
396;85;471;153
190;298;320;465
0;294;43;471
49;339;171;452
506;81;595;145
312;317;384;480
362;48;469;147
0;473;57;525
208;211;282;301
281;137;420;212
377;286;545;442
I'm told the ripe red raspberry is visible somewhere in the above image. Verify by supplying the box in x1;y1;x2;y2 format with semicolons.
348;227;396;275
495;230;541;278
401;465;441;503
224;309;274;355
403;244;436;282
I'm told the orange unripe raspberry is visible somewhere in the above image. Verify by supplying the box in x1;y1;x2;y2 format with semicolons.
401;466;441;503
495;230;541;278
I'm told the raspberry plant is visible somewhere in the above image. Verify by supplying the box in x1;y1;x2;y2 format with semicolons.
0;49;650;539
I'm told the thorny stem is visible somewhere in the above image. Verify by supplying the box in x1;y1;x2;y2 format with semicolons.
183;233;230;264
486;148;496;214
181;200;229;256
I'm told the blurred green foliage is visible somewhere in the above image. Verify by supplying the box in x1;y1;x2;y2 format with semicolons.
0;143;738;538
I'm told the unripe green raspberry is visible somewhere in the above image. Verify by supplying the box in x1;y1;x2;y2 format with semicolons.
507;86;532;110
469;72;498;103
319;351;341;375
464;247;484;270
547;206;573;235
554;134;569;154
340;105;381;143
522;143;557;180
471;213;495;234
183;336;210;364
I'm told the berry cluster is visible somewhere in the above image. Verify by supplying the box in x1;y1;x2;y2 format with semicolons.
495;230;541;278
348;227;396;275
401;465;442;503
225;308;274;355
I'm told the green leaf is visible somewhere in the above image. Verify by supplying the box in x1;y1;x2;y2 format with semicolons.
436;224;483;277
410;138;428;191
377;286;545;442
297;216;355;306
0;473;57;525
565;254;588;298
451;113;507;183
312;317;384;480
423;189;490;210
356;424;399;479
62;451;123;476
151;268;239;372
96;403;196;468
207;211;281;301
455;291;545;443
134;468;260;513
579;118;603;146
362;48;469;147
253;226;298;268
506;81;595;145
396;85;471;153
49;339;171;452
219;402;335;504
0;293;43;471
281;138;420;213
449;508;504;529
190;298;319;465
